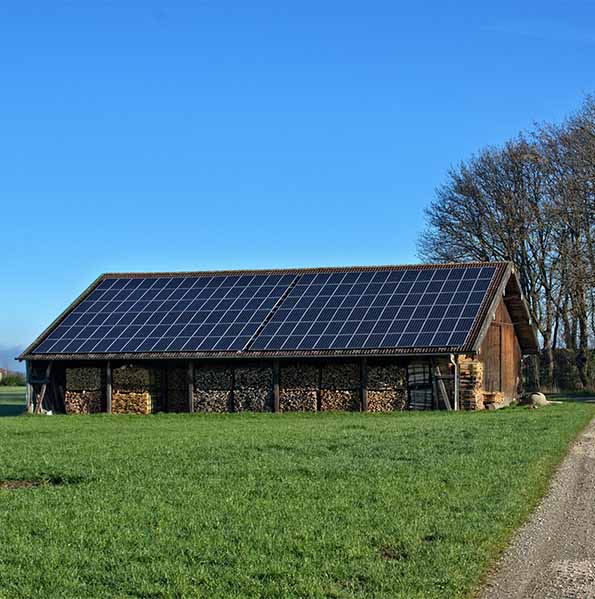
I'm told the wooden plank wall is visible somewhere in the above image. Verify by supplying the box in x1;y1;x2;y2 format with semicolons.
480;300;521;401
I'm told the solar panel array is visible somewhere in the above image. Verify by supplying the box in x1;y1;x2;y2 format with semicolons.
31;265;497;355
33;274;295;354
250;266;496;351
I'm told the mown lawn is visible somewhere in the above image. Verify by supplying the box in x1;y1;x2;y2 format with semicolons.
0;403;593;599
0;386;25;417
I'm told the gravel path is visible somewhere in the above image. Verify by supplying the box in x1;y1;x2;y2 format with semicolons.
478;416;595;599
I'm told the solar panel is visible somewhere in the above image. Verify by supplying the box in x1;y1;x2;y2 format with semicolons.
30;264;499;355
33;274;296;354
250;266;496;351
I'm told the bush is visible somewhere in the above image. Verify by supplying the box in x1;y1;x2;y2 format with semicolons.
0;371;26;386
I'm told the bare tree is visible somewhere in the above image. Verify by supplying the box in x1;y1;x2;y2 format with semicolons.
419;96;595;390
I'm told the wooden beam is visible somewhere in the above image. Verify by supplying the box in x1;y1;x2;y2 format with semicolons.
360;357;368;412
34;362;53;414
433;364;452;411
431;363;439;410
272;360;280;413
451;354;460;411
316;363;322;412
161;366;168;413
106;361;112;414
187;361;194;413
25;361;33;413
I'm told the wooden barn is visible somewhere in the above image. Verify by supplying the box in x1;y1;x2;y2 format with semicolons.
19;261;538;414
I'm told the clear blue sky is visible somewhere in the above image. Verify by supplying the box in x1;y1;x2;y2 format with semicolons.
1;1;594;351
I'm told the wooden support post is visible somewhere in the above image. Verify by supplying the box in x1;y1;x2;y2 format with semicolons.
316;363;322;412
431;365;439;410
433;363;452;411
25;361;33;413
161;366;168;413
187;361;194;413
360;357;368;412
34;362;53;414
451;354;460;411
106;361;112;414
272;360;280;413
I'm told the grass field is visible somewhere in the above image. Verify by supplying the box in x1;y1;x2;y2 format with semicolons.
0;401;593;599
0;386;25;417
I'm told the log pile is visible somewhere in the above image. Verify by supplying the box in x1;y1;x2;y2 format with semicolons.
167;367;188;412
279;363;318;411
64;390;102;414
482;390;504;409
368;363;407;389
367;390;407;412
112;366;158;414
113;366;151;391
320;362;360;411
112;391;152;415
234;366;273;412
65;367;103;413
367;363;408;412
193;366;233;412
459;356;484;410
66;367;102;391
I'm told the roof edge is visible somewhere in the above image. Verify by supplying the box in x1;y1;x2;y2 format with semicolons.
98;261;509;279
18;274;106;360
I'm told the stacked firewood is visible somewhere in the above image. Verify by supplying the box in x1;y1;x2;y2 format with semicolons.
482;390;504;409
279;363;318;411
112;366;156;414
194;366;233;412
367;363;408;412
234;366;273;412
167;367;189;412
66;367;102;391
458;356;484;410
320;362;360;411
113;366;151;390
65;368;103;413
112;391;152;414
64;390;102;414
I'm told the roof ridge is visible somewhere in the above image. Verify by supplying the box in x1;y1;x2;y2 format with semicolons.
100;261;510;279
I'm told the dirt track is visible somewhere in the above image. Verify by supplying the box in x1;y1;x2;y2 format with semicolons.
478;415;595;599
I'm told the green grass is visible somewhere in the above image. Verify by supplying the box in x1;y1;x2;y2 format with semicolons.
0;403;593;599
0;386;25;417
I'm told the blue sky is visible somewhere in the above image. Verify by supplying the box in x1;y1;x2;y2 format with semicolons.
1;1;594;351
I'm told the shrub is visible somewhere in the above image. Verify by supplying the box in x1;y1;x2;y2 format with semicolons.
0;371;26;386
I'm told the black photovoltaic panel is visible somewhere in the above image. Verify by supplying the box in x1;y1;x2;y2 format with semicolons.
32;274;295;354
250;266;497;351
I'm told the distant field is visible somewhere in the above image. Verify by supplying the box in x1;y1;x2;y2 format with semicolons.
0;386;25;417
0;403;593;599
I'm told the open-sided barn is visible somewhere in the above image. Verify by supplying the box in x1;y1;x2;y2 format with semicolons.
19;261;538;414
